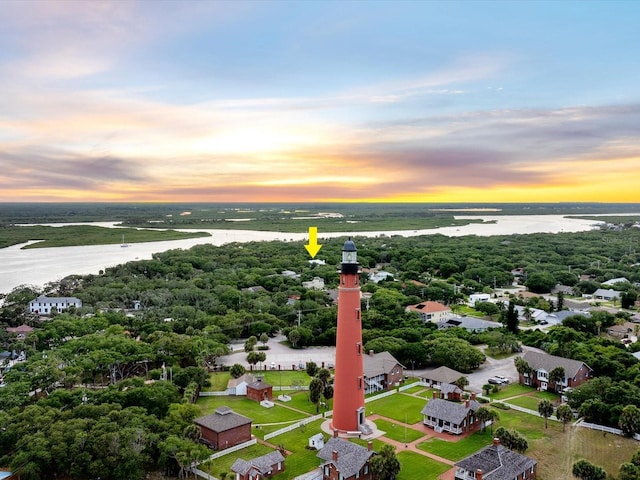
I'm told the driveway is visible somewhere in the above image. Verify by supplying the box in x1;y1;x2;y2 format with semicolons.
219;334;337;370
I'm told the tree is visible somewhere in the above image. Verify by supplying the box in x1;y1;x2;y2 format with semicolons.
556;404;574;432
246;351;261;371
538;399;554;429
548;366;565;389
619;404;640;437
288;328;301;348
229;363;245;378
259;332;269;346
476;407;499;433
514;356;532;378
525;272;557;293
454;376;469;390
505;302;519;334
556;291;564;311
572;459;606;480
306;361;319;377
309;377;324;413
369;444;400;480
494;426;528;453
244;336;257;352
482;384;493;396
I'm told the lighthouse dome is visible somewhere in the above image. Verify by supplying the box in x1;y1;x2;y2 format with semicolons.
342;238;357;252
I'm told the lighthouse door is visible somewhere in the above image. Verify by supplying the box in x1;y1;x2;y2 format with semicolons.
357;407;365;426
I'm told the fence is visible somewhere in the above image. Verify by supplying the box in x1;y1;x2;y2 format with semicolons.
576;419;640;440
263;414;326;440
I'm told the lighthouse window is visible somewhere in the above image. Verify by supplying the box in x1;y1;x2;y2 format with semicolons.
355;308;361;321
356;342;362;355
358;376;363;389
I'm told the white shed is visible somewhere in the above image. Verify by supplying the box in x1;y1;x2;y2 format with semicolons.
308;433;325;450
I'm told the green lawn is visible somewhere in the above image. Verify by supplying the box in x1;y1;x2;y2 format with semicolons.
205;372;230;391
367;393;426;424
488;383;535;400
417;430;493;461
402;385;425;395
260;370;314;387
396;450;452;480
373;418;426;443
275;390;326;415
506;395;543;411
196;396;310;428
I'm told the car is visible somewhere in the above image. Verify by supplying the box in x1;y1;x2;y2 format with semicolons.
488;376;507;385
494;375;509;384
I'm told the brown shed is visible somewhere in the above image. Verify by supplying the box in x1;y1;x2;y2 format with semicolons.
246;378;273;402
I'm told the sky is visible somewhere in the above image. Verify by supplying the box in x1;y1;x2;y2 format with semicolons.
1;0;639;204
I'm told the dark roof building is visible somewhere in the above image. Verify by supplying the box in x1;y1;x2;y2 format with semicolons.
455;438;537;480
421;397;481;435
520;351;592;392
231;451;285;480
194;406;252;450
317;437;375;480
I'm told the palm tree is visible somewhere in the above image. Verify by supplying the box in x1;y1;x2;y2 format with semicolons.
556;404;574;432
538;399;554;429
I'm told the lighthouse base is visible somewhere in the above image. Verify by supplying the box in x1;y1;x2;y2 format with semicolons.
324;419;377;440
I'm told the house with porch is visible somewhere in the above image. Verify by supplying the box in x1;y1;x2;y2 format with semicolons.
194;406;252;450
226;373;256;396
421;395;481;435
454;438;537;480
519;351;592;392
363;351;404;394
231;450;285;480
317;436;375;480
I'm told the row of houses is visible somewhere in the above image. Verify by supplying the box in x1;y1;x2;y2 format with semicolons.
198;397;537;480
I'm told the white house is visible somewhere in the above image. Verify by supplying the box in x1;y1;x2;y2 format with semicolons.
602;277;629;286
226;373;256;395
302;277;325;290
593;289;621;301
29;296;82;315
468;293;491;306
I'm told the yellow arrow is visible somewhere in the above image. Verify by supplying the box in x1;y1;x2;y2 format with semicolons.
304;226;322;258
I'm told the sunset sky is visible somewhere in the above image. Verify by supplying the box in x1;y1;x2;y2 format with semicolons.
1;0;639;203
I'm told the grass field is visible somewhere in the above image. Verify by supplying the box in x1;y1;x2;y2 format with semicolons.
195;387;639;480
488;383;536;400
206;372;230;391
507;395;547;411
367;393;427;424
417;430;494;461
396;451;452;480
373;418;425;443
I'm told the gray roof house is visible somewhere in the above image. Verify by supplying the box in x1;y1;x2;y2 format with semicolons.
421;366;464;388
593;288;621;301
317;437;375;480
438;316;502;332
363;351;404;394
231;451;286;480
421;397;481;435
455;438;537;480
520;351;592;391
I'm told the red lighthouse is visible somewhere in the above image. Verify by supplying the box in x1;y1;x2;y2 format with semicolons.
332;238;369;434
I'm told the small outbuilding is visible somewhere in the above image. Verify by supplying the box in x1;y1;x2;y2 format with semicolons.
309;433;325;450
247;378;273;402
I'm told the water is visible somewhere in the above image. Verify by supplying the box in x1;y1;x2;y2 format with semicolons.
0;214;621;295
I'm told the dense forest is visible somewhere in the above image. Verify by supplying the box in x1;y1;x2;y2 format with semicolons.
1;224;640;478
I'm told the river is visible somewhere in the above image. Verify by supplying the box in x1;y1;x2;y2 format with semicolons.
0;214;624;295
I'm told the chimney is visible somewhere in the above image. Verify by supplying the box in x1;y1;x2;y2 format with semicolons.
369;350;374;356
333;429;339;438
332;451;338;462
432;391;439;399
476;469;483;480
465;399;470;408
367;441;373;451
471;392;476;401
493;438;500;446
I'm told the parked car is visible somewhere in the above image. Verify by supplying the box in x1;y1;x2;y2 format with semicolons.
488;376;506;385
494;375;509;384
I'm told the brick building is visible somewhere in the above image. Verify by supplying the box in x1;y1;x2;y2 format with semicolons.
246;378;273;402
231;450;285;480
317;436;375;480
194;406;252;450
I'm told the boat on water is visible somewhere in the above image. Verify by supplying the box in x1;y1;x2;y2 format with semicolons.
120;234;129;248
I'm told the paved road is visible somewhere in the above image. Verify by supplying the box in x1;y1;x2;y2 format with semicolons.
219;334;540;393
